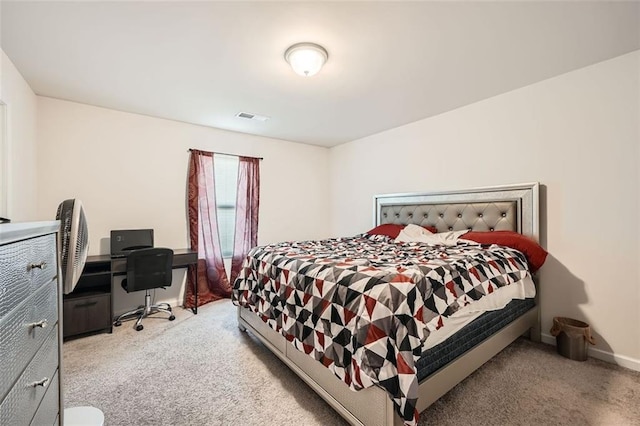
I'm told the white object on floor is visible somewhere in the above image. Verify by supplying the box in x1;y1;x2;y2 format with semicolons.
64;406;105;426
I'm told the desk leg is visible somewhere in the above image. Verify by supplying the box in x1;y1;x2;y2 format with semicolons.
110;272;115;331
192;273;198;315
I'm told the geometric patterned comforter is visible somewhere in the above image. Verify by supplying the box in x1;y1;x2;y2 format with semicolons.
232;234;532;425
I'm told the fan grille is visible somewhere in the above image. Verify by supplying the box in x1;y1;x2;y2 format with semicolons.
72;205;89;285
56;200;73;283
56;199;89;294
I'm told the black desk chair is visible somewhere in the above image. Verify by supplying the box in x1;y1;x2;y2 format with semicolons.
113;248;176;331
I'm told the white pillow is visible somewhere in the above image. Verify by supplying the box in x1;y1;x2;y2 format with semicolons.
395;224;469;246
394;223;433;241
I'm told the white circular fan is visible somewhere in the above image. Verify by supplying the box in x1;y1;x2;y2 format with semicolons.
56;200;104;425
56;199;89;295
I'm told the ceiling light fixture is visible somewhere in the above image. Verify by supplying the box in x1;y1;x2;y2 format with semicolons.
284;42;328;77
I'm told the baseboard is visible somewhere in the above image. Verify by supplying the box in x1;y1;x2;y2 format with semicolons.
156;296;182;309
541;332;640;372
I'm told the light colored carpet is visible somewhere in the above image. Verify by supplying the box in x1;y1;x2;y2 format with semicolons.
63;300;640;426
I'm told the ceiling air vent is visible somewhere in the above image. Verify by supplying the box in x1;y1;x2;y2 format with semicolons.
235;112;270;122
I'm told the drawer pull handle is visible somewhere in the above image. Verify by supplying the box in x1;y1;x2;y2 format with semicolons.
30;377;49;388
27;261;47;271
75;301;98;308
30;319;48;329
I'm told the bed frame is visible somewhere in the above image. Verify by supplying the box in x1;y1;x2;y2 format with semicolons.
237;183;541;426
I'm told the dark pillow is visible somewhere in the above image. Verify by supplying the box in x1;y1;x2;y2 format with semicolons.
367;224;437;239
462;231;548;272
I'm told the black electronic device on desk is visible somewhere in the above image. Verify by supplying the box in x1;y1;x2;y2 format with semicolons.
110;229;154;257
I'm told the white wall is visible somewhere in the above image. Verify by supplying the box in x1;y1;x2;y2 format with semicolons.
37;98;331;314
0;49;38;220
329;51;640;367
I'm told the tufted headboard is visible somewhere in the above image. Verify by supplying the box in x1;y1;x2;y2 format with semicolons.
374;183;539;242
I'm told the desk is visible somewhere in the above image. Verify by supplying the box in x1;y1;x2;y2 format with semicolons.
62;249;197;339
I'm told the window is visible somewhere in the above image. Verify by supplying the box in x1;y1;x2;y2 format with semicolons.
214;155;239;258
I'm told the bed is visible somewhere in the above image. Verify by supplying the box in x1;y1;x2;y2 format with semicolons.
232;183;541;426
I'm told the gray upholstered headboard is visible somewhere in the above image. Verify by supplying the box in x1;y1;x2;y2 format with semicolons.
374;183;539;242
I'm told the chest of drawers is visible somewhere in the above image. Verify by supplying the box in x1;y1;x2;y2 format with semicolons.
0;222;63;425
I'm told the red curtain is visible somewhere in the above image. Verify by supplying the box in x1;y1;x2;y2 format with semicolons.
230;157;260;283
184;150;231;309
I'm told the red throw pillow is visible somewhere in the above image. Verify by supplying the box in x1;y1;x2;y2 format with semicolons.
367;224;437;238
366;224;404;238
462;231;548;272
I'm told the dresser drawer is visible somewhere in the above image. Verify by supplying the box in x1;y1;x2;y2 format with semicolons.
30;370;59;426
0;234;57;320
0;282;58;401
0;327;59;426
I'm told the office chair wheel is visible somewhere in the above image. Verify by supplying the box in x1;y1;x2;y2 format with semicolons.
135;324;144;331
114;321;122;327
169;315;175;321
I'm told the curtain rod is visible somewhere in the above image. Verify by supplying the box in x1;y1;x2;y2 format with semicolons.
188;148;263;160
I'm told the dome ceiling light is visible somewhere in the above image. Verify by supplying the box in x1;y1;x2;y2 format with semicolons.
284;42;328;77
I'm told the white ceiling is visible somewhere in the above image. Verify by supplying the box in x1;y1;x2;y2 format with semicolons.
2;1;639;147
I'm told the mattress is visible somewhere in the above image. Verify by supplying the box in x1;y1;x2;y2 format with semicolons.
423;275;535;349
416;297;536;382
